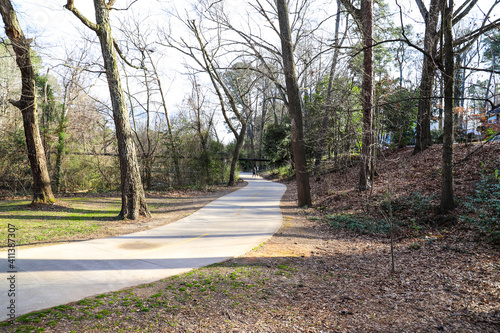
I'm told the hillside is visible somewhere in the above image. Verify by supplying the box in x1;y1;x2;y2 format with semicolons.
308;142;500;239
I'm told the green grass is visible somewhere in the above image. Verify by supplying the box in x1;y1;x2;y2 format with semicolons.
0;193;198;248
0;198;121;247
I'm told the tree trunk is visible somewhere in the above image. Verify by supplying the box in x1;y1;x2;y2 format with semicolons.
152;62;182;187
314;0;343;168
414;56;437;154
65;0;150;219
277;0;312;207
0;0;55;204
144;156;152;190
94;1;150;219
413;0;441;154
228;124;247;186
358;0;374;191
54;108;67;193
440;0;456;213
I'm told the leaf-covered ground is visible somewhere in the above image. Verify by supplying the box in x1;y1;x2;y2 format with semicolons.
1;143;499;332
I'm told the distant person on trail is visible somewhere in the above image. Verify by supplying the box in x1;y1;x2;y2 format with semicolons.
252;167;256;177
256;166;259;176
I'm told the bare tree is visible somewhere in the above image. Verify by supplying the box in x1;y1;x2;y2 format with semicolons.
276;0;312;206
122;60;162;190
340;0;374;191
187;73;219;184
118;18;182;186
162;16;255;186
65;0;150;219
314;0;348;168
0;0;55;204
440;0;455;212
412;0;443;155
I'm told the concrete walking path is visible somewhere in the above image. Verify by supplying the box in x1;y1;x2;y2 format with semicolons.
0;173;286;322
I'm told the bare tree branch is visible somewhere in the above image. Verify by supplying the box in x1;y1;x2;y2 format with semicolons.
113;38;145;69
64;0;98;32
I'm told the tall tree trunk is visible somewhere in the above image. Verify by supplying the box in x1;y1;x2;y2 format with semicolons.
414;58;436;153
413;0;442;154
228;124;247;186
440;0;456;213
54;106;67;193
259;88;268;162
144;156;152;190
358;0;374;191
277;0;312;207
314;0;344;168
340;0;374;191
0;0;55;204
65;0;150;219
483;54;495;110
94;1;150;219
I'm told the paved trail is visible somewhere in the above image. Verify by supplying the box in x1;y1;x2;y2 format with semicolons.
0;173;286;322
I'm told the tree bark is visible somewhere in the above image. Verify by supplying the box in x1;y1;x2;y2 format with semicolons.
314;0;344;169
65;0;150;219
0;0;55;204
228;124;247;186
413;0;442;154
359;0;374;191
339;0;374;191
54;107;67;193
440;0;456;213
277;0;312;207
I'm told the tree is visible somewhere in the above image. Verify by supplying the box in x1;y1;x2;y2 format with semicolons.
482;30;500;110
65;0;150;219
408;0;500;154
118;18;182;187
412;0;443;155
440;0;455;212
185;73;218;185
0;0;56;204
277;0;312;207
163;16;255;186
313;0;348;168
340;0;374;191
263;123;291;166
379;85;418;148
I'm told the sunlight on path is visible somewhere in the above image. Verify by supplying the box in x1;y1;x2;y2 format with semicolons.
0;173;285;321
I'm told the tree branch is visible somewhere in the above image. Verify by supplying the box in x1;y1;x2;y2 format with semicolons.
459;66;500;75
113;39;145;69
64;0;98;32
452;0;478;25
414;0;429;23
453;18;500;48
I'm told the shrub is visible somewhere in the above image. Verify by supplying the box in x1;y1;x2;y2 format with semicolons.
461;174;500;244
325;213;390;235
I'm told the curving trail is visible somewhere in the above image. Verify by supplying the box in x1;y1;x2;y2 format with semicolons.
0;173;286;321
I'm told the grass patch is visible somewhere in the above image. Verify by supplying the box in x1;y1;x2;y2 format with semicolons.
0;198;121;247
0;195;186;248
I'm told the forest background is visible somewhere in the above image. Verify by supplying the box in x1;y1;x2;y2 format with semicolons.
0;0;499;219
